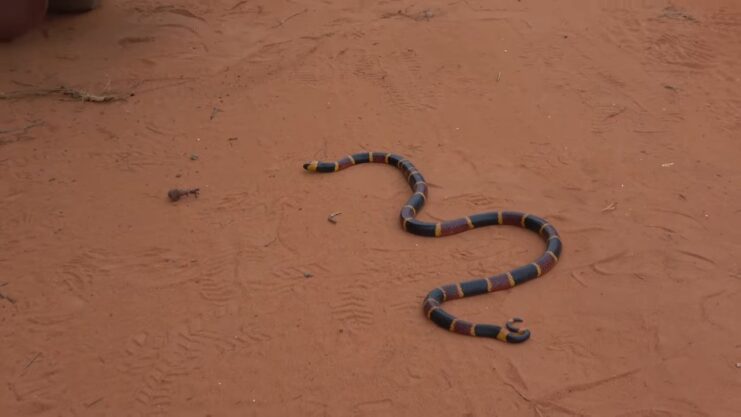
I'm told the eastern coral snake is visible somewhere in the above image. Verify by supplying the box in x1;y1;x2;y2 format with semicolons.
304;152;562;343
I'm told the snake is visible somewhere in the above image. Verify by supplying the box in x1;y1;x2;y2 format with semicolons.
303;151;562;343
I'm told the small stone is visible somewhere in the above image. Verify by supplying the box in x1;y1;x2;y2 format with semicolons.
168;189;181;201
303;271;313;278
190;154;199;161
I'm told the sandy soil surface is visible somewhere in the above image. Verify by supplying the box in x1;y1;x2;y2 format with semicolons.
1;1;740;416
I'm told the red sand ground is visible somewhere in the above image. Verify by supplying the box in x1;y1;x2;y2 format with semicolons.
1;1;740;416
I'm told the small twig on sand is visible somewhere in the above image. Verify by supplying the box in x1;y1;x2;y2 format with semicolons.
85;397;104;408
24;353;41;370
327;212;342;224
168;188;200;202
229;1;248;10
0;120;44;136
271;8;308;28
0;86;127;103
263;234;278;248
570;271;588;287
601;202;618;213
0;290;16;304
62;88;121;102
659;6;697;22
382;8;434;21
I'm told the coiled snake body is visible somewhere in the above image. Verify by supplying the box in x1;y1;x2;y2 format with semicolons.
303;152;562;343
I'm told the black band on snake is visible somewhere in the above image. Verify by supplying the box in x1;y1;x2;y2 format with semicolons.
303;152;562;344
